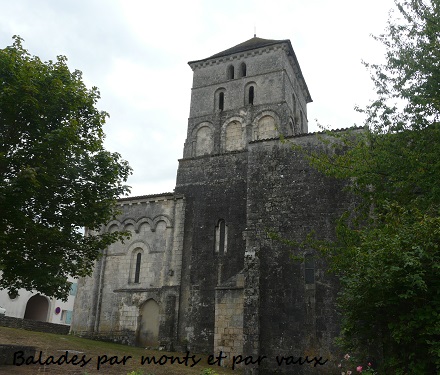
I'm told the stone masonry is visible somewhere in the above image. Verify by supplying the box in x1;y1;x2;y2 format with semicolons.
71;37;351;374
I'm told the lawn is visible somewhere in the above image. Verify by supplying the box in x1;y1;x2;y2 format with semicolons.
0;326;243;375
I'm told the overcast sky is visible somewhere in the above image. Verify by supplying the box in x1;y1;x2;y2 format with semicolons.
0;0;396;197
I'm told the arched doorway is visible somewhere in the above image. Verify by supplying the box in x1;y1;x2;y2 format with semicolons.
136;299;160;347
24;295;49;321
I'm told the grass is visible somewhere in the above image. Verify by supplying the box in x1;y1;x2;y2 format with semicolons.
0;326;242;374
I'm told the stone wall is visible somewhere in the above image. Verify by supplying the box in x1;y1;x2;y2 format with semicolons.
175;151;248;352
0;315;70;335
71;193;185;349
243;134;351;374
214;273;245;366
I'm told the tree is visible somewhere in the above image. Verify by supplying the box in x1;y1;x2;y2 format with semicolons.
0;36;132;300
296;1;440;373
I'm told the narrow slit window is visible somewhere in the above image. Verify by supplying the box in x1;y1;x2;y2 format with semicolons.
215;219;228;255
219;92;224;111
227;65;234;80
134;253;141;283
219;220;225;254
240;62;247;77
249;86;254;105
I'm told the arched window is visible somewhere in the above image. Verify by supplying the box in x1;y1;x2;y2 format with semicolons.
134;252;142;283
227;65;234;80
225;120;243;151
305;254;315;284
240;62;247;77
219;92;224;111
256;115;277;140
248;86;254;105
215;219;228;255
195;126;213;156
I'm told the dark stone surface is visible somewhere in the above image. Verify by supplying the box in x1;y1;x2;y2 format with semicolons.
175;151;248;353
0;316;70;335
244;140;347;374
0;344;36;366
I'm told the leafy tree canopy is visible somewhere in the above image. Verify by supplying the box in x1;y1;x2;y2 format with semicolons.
295;1;440;373
0;36;132;300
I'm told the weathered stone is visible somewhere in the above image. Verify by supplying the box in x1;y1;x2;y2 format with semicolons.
72;37;348;375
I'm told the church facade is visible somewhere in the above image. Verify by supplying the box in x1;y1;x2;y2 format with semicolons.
71;37;349;374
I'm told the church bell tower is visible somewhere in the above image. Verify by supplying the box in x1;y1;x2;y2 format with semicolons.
175;36;313;355
182;36;312;159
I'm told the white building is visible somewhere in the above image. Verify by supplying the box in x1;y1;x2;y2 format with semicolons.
0;276;77;325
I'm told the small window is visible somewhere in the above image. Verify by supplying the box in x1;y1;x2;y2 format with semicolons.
227;65;234;80
305;254;315;284
219;92;224;111
61;310;73;324
240;62;247;77
215;219;228;255
248;86;254;105
69;283;78;296
134;253;142;283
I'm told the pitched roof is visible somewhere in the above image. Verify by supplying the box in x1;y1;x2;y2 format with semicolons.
209;37;289;59
189;37;289;64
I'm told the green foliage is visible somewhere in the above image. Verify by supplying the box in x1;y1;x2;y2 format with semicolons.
0;36;132;300
295;1;440;373
200;369;219;375
126;371;152;375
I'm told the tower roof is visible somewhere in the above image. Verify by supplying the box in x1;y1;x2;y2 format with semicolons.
189;37;289;64
209;37;289;59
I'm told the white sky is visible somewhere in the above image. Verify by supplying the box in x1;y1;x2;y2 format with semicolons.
0;0;396;197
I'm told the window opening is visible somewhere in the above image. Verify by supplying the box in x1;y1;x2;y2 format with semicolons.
249;86;254;105
215;219;227;255
240;62;247;77
227;65;234;80
134;253;142;283
219;92;224;111
219;220;226;255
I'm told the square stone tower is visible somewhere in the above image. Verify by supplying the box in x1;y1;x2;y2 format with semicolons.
182;37;312;159
176;37;345;374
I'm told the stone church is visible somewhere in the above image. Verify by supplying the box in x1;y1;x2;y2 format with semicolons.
71;36;349;374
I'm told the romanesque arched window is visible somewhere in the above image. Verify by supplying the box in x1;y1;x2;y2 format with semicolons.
130;247;146;284
248;86;254;105
195;125;213;156
215;88;226;112
225;121;242;151
244;82;256;106
227;65;234;80
219;92;224;111
215;219;228;255
240;62;247;77
134;252;142;283
256;115;277;140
